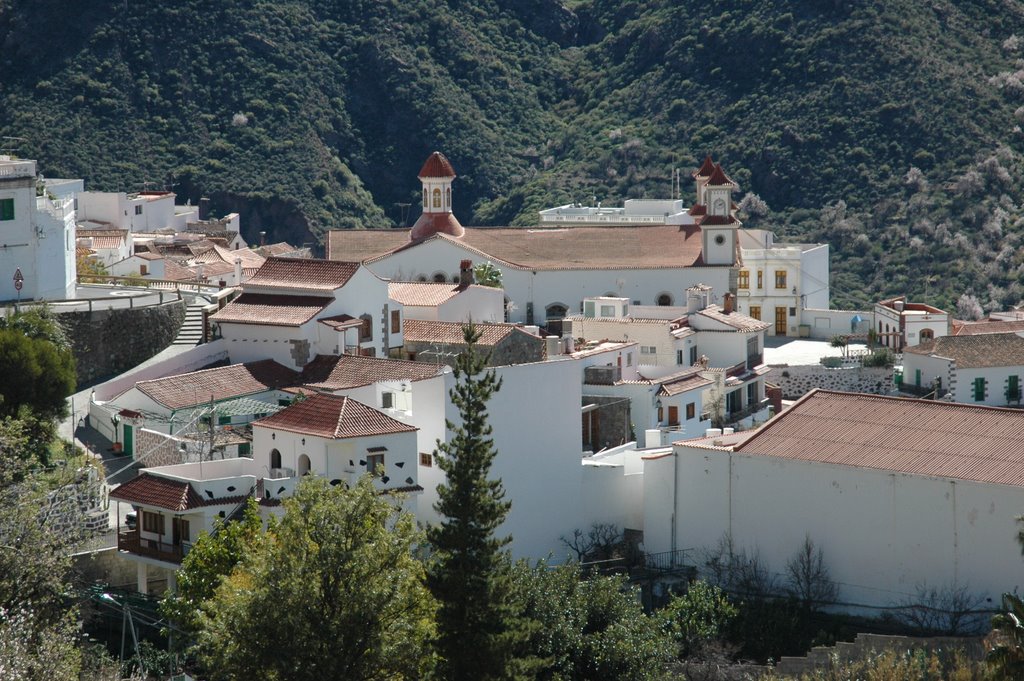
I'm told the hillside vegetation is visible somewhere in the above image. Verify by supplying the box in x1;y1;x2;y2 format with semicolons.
2;0;1024;308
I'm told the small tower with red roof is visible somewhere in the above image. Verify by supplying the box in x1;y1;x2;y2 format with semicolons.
691;158;740;266
410;151;464;240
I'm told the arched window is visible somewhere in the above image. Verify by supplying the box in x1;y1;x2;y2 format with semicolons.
545;303;568;320
432;188;442;208
270;448;281;470
656;293;673;306
360;314;373;342
713;198;726;215
298;454;311;476
422;188;428;208
920;328;934;341
432;272;448;283
416;275;428;282
445;187;451;208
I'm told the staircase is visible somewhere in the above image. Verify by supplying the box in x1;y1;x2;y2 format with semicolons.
173;304;205;345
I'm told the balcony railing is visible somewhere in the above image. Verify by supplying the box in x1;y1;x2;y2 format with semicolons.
746;352;764;370
117;529;188;565
726;398;771;423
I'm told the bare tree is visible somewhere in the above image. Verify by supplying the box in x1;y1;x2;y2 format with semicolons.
893;583;989;635
785;535;838;610
560;523;622;563
702;533;776;599
956;293;985;321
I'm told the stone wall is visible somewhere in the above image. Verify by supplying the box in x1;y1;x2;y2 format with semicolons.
584;394;632;451
59;298;186;387
766;364;894;400
406;331;545;367
73;548;139;592
45;465;109;539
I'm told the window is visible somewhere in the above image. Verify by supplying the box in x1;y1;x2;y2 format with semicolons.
420;452;433;467
974;377;986;402
789;307;796;317
657;406;664;422
218;415;231;425
546;303;568;320
640;346;657;354
738;270;749;289
676;350;684;365
757;271;763;288
432;188;441;208
1009;375;1020;401
600;305;615;317
381;392;394;409
366;453;384;475
775;270;787;289
626;352;633;366
391;309;401;333
270;448;282;469
920;328;934;341
0;198;13;221
656;293;673;306
134;205;143;215
422;188;428;208
750;305;761;321
140;264;148;275
915;369;921;387
668;406;679;426
142;510;164;535
432;272;447;283
359;314;373;342
686;402;695;420
445;187;451;208
689;346;698;365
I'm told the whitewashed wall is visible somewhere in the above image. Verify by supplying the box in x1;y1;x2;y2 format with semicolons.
646;444;1024;609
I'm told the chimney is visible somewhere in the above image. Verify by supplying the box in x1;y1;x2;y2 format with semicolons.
199;197;211;220
459;259;474;286
259;231;266;247
234;257;243;284
723;292;733;314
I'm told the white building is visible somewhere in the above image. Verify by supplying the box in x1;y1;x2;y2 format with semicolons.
77;190;196;232
76;228;130;268
388;279;504;323
108;251;166;279
902;332;1024;405
210;257;403;369
642;390;1024;609
874;296;950;350
0;156;77;301
327;153;745;325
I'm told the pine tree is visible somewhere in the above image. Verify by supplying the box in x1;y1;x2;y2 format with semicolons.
427;323;534;680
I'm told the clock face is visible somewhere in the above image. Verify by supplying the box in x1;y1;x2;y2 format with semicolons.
713;198;727;215
714;234;726;245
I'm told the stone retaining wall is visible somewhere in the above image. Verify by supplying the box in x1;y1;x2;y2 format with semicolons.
58;298;186;387
766;364;894;400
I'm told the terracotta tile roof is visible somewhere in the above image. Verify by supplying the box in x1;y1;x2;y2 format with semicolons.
566;314;671;326
245;257;360;292
903;333;1024;368
402;320;526;346
162;260;197;282
693;304;770;332
418;151;456;178
318;314;363;331
130;360;298;409
254;242;299;257
78;229;129;249
329;224;709;271
110;473;203;511
192;244;265;269
692;155;716;178
707;163;737;187
610;367;713;395
210;293;333;326
953;319;1024;336
253;393;417;439
389;282;467;306
733;390;1024;486
134;251;163;261
300;354;444;390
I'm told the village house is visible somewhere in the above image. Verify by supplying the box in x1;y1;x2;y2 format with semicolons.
901;332;1024;405
77;190;197;233
0;156;77;301
388;263;504;323
638;390;1024;609
210;257;402;368
401;319;546;366
874;295;950;350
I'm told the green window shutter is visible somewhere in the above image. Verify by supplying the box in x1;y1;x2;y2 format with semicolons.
914;369;921;387
1009;375;1019;400
974;377;986;401
0;198;14;221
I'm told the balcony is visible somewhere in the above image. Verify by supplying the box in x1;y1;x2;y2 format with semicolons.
746;352;764;371
117;530;189;565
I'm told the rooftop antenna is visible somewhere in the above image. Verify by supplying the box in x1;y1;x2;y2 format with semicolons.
1;136;26;157
395;202;411;228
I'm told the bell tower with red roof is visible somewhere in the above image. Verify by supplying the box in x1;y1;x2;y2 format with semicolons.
410;151;464;240
692;159;740;266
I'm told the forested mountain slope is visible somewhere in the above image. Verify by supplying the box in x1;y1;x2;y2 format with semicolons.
2;0;1024;308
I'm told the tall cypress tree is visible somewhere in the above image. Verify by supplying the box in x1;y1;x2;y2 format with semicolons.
427;323;535;680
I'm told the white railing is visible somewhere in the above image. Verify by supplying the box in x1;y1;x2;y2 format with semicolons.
36;195;74;219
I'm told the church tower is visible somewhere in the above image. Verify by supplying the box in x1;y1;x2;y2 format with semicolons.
696;161;740;266
410;151;464;240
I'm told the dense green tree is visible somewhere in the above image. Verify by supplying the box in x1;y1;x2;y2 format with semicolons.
426;323;538;680
160;497;264;644
511;560;672;680
660;580;737;660
196;476;435;681
0;326;76;420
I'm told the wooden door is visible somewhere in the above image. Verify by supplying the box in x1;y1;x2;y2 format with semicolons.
172;517;190;546
774;307;787;336
123;425;133;456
